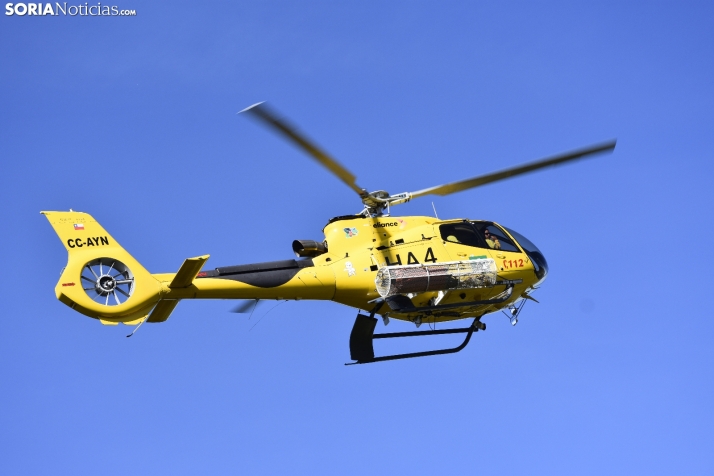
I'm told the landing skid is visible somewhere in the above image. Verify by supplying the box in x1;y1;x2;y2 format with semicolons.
346;310;485;365
346;281;521;365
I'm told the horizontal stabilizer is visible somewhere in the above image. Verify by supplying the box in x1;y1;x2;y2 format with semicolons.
147;299;179;323
170;255;210;288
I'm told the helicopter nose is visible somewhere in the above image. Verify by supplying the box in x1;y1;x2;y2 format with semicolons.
501;227;548;283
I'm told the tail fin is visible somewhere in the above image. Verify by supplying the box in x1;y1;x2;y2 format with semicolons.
42;211;163;323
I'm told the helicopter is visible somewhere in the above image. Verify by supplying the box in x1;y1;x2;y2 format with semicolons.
42;103;616;364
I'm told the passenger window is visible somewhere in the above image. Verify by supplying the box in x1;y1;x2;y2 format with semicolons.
471;223;521;253
439;223;484;248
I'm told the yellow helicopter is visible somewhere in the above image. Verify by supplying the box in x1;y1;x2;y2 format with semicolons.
42;103;615;364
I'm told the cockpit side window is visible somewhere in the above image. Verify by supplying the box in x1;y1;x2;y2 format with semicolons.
439;222;484;248
470;222;522;253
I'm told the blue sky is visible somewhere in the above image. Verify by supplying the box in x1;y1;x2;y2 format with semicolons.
1;2;713;474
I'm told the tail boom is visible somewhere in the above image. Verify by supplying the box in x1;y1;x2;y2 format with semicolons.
43;211;336;325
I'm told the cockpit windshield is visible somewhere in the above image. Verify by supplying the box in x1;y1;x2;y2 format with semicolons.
503;226;549;281
439;221;521;252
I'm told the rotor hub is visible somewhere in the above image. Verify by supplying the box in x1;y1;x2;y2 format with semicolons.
97;275;117;293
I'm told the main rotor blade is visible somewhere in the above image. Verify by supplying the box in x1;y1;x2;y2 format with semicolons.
240;102;366;197
410;140;617;198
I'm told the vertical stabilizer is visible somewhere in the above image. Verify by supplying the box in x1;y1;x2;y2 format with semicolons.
42;211;162;322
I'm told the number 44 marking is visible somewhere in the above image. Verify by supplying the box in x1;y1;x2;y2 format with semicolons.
384;247;438;266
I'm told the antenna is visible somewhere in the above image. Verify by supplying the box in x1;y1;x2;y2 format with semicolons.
126;316;148;338
431;202;439;219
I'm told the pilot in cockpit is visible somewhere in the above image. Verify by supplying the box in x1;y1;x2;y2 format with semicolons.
484;229;501;250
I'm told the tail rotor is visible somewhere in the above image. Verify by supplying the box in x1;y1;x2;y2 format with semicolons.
80;258;135;306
